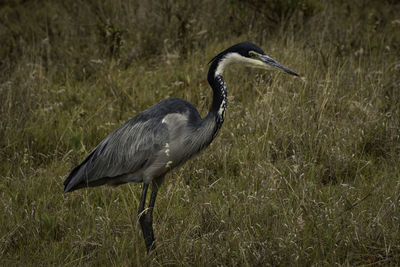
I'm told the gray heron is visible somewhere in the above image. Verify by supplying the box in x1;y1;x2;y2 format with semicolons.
64;42;299;252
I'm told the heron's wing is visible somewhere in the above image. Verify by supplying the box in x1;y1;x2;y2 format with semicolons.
64;116;169;192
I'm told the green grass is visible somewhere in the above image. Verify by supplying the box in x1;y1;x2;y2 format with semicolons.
1;0;400;266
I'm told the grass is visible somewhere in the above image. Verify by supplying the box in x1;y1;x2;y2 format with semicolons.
1;0;400;266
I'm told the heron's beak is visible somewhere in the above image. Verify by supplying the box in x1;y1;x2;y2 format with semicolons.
260;55;299;76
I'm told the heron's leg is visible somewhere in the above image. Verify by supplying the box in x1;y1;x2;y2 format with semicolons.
144;182;159;251
137;183;149;217
138;183;152;252
138;182;159;253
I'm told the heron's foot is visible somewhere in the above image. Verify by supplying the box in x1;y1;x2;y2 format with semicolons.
139;212;156;253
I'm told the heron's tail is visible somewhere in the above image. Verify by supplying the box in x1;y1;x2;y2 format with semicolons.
63;150;95;193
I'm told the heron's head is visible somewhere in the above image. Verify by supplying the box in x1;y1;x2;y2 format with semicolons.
211;42;299;77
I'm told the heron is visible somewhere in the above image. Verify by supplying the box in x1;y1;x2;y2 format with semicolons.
63;42;299;252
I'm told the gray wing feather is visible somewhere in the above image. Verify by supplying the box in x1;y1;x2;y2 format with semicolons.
93;119;166;177
64;117;168;192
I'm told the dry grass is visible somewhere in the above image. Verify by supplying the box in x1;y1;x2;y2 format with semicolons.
1;0;400;265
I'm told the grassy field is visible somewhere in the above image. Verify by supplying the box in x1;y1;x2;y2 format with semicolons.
1;0;400;265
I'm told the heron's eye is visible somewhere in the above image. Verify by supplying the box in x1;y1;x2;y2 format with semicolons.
249;51;258;58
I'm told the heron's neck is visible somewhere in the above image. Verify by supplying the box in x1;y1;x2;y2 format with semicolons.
204;58;228;137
